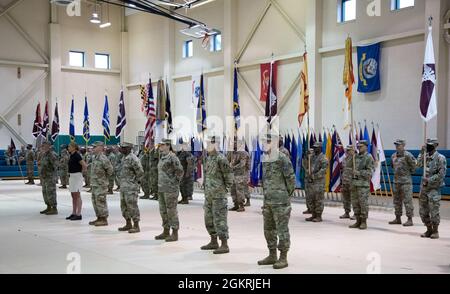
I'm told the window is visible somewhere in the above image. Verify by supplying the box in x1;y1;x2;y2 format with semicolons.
183;40;193;58
391;0;414;10
210;34;222;52
69;51;85;67
95;53;110;69
338;0;356;23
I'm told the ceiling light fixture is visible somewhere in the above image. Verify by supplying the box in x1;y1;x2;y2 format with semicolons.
90;2;101;24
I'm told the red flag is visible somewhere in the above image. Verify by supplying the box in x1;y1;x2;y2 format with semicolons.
260;61;278;102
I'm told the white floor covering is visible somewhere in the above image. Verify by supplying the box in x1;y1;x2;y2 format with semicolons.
0;180;449;274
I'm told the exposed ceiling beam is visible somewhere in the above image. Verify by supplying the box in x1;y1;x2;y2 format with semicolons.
0;0;23;18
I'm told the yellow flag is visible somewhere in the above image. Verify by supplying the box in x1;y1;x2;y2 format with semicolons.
343;37;355;130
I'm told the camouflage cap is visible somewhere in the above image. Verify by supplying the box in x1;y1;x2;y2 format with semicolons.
160;139;172;145
426;139;439;146
120;142;134;148
345;145;354;151
27;144;33;149
394;139;406;146
92;141;105;147
357;140;369;147
41;141;52;146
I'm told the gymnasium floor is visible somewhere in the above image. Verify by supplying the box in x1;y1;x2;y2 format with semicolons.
0;180;449;274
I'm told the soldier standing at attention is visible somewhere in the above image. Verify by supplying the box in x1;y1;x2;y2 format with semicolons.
39;141;58;215
59;145;70;189
303;142;328;222
155;139;184;242
80;148;88;187
201;136;233;255
417;139;446;239
177;140;195;205
25;144;35;185
106;147;116;194
340;145;355;219
86;147;93;192
140;144;152;200
118;143;144;234
89;142;114;227
389;139;417;226
229;138;251;212
258;134;296;270
349;140;374;230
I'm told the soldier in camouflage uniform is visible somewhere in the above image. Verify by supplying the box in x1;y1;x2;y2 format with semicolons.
177;141;195;205
155;139;184;242
25;144;35;185
106;147;115;194
36;146;43;186
389;139;417;226
229;139;251;212
59;145;69;189
417;139;446;239
80;148;89;187
39;141;58;215
349;140;375;230
201;136;233;255
258;134;295;270
340;145;354;219
302;142;328;223
118;142;144;234
89;142;114;227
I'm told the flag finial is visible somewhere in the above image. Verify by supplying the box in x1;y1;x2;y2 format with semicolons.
428;16;433;27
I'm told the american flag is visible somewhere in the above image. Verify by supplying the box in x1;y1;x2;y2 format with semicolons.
144;79;156;150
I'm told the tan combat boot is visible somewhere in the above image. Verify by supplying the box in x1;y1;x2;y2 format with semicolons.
155;228;170;240
349;217;361;229
89;218;100;226
128;221;140;234
244;198;251;207
359;218;368;230
257;249;277;265
340;212;350;219
165;229;179;242
213;238;230;254
402;217;413;227
430;225;439;239
312;214;323;223
421;224;433;238
40;205;51;214
45;206;58;215
305;214;315;222
273;250;288;269
95;217;108;227
118;219;132;232
389;216;402;225
236;205;245;212
201;235;219;250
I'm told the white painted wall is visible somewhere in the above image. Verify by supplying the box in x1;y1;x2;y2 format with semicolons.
0;0;122;147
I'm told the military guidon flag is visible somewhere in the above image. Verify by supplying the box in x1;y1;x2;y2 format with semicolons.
419;25;437;122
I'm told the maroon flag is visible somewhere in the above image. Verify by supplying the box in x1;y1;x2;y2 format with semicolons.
42;101;49;140
260;61;278;102
419;26;437;122
32;103;42;138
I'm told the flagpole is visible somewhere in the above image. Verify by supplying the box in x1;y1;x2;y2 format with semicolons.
377;124;393;197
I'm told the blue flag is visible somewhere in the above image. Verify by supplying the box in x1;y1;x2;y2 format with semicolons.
233;68;241;131
116;90;127;139
357;43;381;93
103;95;110;141
363;124;371;153
290;134;297;174
83;97;90;143
69;98;75;142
